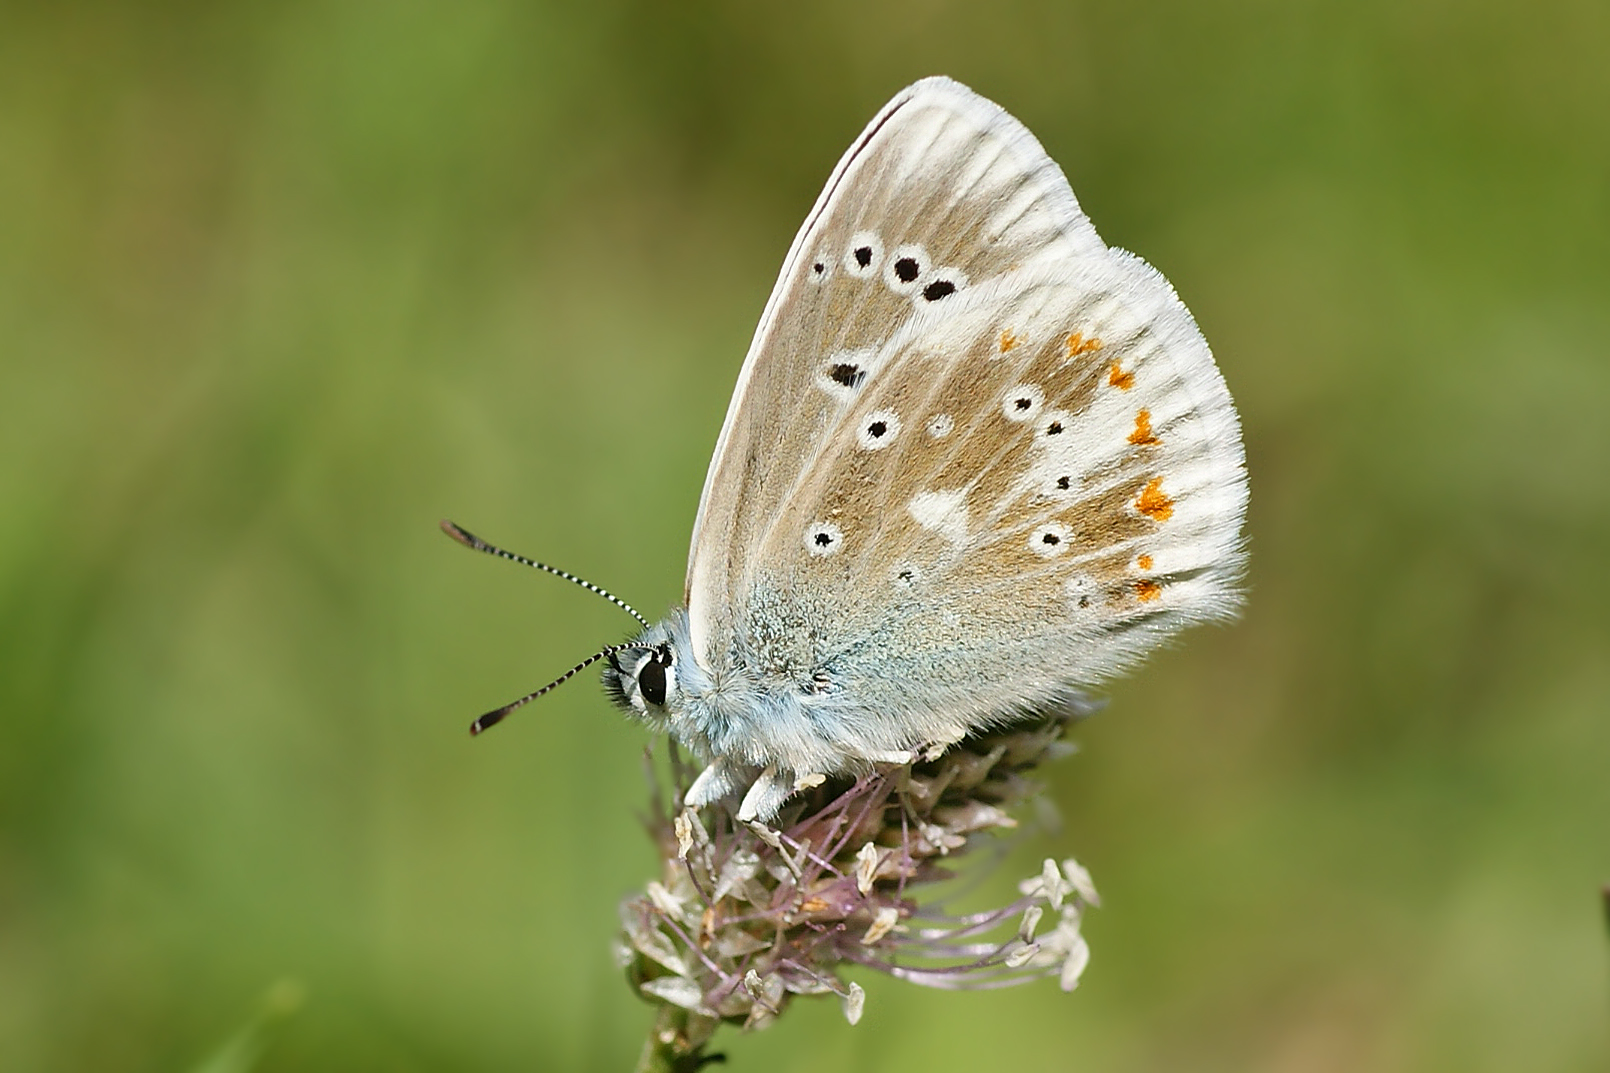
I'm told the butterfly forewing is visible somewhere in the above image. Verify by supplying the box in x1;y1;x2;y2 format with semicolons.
685;77;1246;747
687;79;1101;650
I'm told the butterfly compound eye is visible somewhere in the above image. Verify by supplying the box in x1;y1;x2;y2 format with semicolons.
637;649;671;707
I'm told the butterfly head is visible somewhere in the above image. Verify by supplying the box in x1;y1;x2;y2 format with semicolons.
600;610;722;748
602;631;680;718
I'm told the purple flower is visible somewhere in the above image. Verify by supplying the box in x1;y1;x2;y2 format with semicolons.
620;709;1100;1070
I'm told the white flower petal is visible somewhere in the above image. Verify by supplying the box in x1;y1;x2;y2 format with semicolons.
621;913;688;978
854;842;881;895
743;970;785;1010
861;906;900;945
645;881;684;918
714;930;770;958
641;975;708;1011
711;847;761;903
1040;858;1068;909
1062;857;1101;907
1059;934;1091;992
932;801;1017;833
1003;940;1040;968
841;982;865;1025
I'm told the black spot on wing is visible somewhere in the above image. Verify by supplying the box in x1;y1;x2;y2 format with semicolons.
828;363;865;388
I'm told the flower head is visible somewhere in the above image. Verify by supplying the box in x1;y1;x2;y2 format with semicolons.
620;708;1099;1067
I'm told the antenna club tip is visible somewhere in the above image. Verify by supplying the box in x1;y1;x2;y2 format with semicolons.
470;709;508;735
440;519;478;548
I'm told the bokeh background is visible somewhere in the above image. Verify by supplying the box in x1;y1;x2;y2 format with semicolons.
3;1;1608;1070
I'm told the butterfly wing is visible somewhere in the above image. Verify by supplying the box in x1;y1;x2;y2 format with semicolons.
685;77;1246;751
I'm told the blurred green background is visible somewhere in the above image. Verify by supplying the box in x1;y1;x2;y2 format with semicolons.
3;1;1607;1070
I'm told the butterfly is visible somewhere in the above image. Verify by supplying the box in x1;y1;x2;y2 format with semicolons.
448;76;1248;823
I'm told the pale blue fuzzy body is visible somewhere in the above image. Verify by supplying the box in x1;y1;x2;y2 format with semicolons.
604;609;929;779
602;602;1104;820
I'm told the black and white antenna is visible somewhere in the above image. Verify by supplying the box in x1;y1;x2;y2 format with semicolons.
466;642;639;735
441;520;649;628
441;519;647;735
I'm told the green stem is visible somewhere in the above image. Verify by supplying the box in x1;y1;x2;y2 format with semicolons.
633;1005;719;1073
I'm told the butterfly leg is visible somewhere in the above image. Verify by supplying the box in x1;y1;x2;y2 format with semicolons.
685;756;746;809
736;765;793;823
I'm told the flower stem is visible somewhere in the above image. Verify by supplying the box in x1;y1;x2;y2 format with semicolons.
633;1005;717;1073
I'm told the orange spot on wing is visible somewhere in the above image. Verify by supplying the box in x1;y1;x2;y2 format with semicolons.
1066;332;1104;358
1107;362;1134;390
1137;554;1153;570
1128;409;1161;446
1134;477;1174;522
1134;579;1162;602
999;329;1019;352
